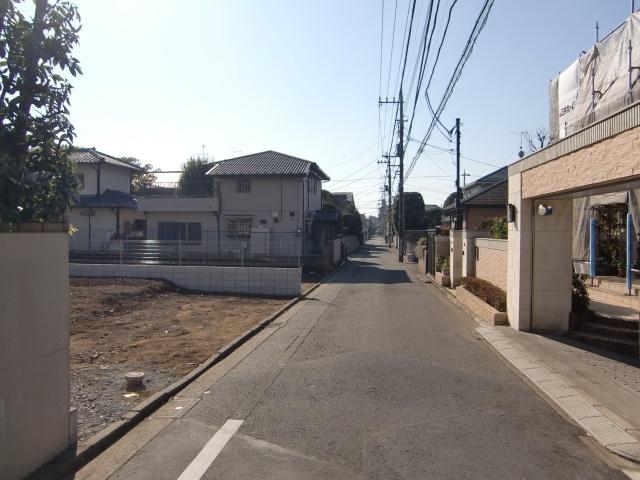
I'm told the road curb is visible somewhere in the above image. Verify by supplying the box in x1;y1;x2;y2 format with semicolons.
476;326;640;464
30;273;333;479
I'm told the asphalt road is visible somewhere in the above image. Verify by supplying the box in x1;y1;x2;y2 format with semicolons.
94;239;626;479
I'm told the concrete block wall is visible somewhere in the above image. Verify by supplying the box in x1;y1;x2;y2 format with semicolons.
461;230;490;278
449;231;463;287
507;172;533;331
1;233;73;480
69;264;301;297
531;198;573;331
475;238;508;291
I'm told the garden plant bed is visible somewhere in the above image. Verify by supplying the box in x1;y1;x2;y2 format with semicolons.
458;277;508;326
69;278;288;443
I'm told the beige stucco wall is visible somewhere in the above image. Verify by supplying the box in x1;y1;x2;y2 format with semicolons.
461;230;490;277
522;126;640;198
507;172;533;331
475;239;507;291
0;233;72;479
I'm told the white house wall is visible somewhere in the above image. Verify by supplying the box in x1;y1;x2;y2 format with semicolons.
100;163;131;194
217;176;321;234
75;164;98;195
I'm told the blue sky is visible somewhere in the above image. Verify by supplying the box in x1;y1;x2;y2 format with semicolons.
69;1;631;215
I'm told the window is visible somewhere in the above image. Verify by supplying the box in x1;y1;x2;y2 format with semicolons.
77;173;85;190
158;221;201;243
225;217;251;236
236;178;251;193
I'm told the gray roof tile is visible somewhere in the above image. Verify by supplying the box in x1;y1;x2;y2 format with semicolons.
206;150;329;180
70;148;143;171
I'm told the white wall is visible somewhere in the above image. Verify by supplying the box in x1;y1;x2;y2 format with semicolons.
100;164;131;194
70;263;301;296
76;164;97;195
67;208;119;245
216;175;321;234
74;163;132;195
0;233;72;479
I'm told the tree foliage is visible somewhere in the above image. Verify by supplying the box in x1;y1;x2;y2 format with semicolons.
120;156;156;195
0;0;82;224
392;192;427;230
480;216;508;239
424;206;442;229
178;156;211;195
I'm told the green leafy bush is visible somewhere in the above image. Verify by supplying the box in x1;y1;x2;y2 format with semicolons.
480;216;508;240
462;277;507;312
571;273;591;313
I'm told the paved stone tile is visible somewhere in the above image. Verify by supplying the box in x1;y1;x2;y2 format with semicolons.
579;415;637;446
522;367;555;384
555;395;602;420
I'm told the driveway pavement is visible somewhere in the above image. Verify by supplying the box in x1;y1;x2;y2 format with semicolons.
77;239;627;479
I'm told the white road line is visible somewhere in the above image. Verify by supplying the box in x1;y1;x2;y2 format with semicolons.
177;419;244;480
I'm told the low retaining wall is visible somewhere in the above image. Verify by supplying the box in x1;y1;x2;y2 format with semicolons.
70;263;301;296
456;286;508;326
475;238;507;291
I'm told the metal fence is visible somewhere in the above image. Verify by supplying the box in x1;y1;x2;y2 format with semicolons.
69;229;302;267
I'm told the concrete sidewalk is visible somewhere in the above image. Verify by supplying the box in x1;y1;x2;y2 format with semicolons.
494;327;640;441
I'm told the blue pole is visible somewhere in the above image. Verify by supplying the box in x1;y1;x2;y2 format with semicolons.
589;217;597;279
627;213;633;295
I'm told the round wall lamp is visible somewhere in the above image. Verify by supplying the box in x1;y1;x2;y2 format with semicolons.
537;204;553;216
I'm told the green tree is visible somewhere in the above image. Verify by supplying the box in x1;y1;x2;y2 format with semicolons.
392;192;427;230
0;0;82;225
178;156;211;195
120;157;156;195
424;206;442;229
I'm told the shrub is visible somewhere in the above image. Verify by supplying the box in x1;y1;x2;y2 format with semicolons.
462;277;507;312
572;273;591;312
436;256;450;273
417;237;427;247
480;216;508;239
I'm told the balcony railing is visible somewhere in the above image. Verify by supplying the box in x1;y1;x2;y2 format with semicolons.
136;181;214;198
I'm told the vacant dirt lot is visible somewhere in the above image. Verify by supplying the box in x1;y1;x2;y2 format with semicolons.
69;278;289;443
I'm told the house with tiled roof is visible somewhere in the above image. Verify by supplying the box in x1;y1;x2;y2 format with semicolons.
441;167;507;230
67;148;144;247
137;150;331;259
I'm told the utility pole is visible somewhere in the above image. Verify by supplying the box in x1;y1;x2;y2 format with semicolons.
398;88;405;262
378;92;405;260
378;155;395;246
462;169;471;187
454;118;463;231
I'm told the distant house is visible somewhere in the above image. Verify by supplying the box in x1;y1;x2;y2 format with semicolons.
441;167;507;230
331;192;355;214
137;150;330;255
67;148;143;246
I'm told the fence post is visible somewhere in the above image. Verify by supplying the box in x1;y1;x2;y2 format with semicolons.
119;240;123;264
178;238;182;266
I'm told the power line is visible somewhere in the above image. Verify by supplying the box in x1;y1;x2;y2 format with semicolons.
406;0;495;179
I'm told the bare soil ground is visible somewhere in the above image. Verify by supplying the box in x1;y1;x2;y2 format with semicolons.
69;278;289;443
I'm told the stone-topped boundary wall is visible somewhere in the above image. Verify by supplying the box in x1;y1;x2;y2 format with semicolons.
474;238;508;292
70;264;301;297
